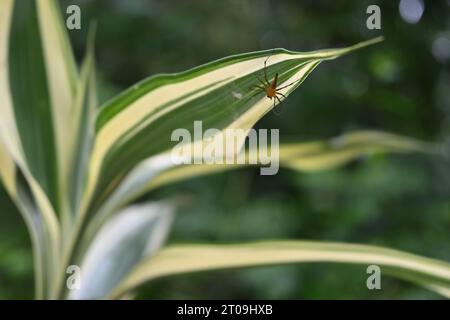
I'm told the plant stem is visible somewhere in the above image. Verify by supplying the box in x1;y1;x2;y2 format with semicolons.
50;213;85;299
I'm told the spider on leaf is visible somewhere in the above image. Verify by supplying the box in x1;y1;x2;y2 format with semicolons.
250;56;300;112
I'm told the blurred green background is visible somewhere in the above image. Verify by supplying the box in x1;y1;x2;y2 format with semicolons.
1;0;449;299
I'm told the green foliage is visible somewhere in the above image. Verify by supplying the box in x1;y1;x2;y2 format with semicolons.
0;0;449;300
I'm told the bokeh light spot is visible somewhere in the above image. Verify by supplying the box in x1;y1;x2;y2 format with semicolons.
399;0;424;24
432;35;450;63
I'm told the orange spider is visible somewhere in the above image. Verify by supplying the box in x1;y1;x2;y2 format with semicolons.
251;56;299;109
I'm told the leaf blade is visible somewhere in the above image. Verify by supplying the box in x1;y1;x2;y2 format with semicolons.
110;240;450;299
8;0;59;211
36;0;78;215
84;38;384;216
69;202;173;299
114;130;433;206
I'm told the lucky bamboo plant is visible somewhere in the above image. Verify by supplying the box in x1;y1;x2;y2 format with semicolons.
0;0;449;299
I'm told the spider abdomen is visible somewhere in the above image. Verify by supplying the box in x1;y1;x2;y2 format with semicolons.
266;87;276;98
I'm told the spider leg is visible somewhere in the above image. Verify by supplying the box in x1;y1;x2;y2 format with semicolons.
250;84;265;91
256;76;267;88
272;97;282;116
276;92;287;99
249;92;262;100
264;58;270;87
248;86;265;100
277;79;301;91
275;95;283;106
